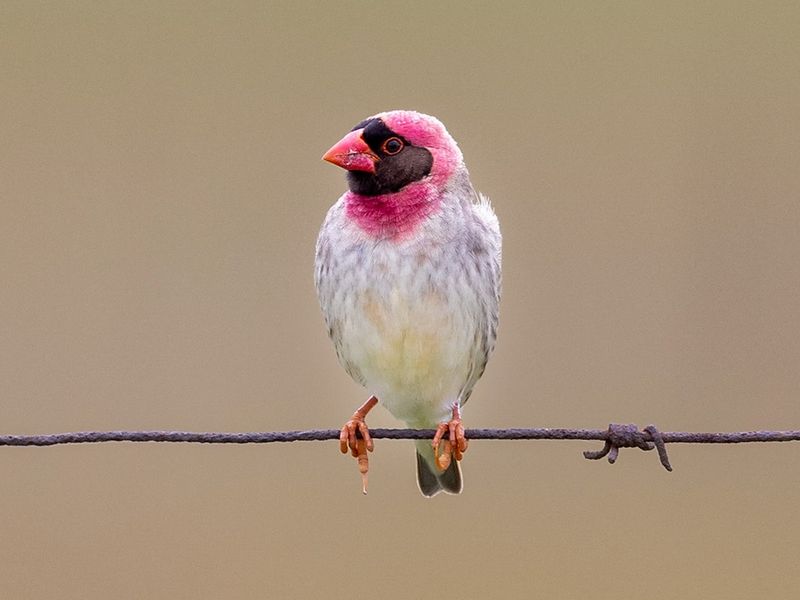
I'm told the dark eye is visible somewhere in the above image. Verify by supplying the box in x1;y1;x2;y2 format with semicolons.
382;137;404;155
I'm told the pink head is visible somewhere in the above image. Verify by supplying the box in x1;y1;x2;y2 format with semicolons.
372;110;462;185
322;110;464;238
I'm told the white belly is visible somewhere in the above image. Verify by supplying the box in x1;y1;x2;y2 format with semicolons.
339;269;477;427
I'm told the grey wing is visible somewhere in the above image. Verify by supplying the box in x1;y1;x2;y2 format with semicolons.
458;193;502;405
314;208;367;386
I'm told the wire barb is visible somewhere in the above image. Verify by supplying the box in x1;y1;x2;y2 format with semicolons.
644;425;672;471
583;423;672;471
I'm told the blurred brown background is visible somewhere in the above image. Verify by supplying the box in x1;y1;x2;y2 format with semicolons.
2;2;799;598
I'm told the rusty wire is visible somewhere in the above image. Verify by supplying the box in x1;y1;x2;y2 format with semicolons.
1;425;798;471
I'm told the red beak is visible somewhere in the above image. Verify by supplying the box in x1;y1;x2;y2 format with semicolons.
322;129;378;173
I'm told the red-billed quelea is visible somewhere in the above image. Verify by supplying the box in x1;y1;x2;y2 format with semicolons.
315;111;501;496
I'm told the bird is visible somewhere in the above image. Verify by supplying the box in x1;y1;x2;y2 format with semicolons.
315;110;501;496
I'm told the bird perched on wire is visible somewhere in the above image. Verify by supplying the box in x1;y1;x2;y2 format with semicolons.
315;110;501;496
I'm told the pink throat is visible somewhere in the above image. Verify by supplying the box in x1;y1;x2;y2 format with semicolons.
345;182;439;239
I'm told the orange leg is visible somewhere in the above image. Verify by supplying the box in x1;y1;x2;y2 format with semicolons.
339;395;378;494
432;403;468;472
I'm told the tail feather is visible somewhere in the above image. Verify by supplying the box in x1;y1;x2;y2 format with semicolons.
415;441;462;497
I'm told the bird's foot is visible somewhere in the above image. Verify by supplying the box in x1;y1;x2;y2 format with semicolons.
339;396;378;494
432;404;468;472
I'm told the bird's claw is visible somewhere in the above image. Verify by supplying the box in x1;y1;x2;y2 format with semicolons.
339;416;373;457
339;396;378;494
432;406;468;472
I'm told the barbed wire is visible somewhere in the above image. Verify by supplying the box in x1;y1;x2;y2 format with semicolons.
1;425;798;471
